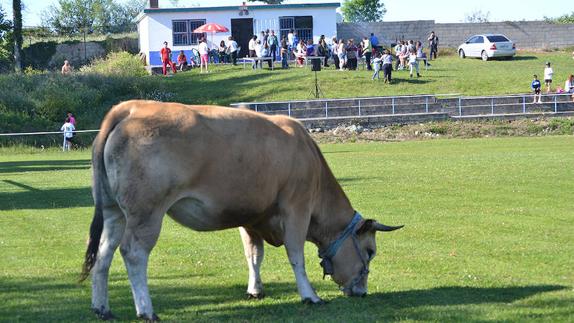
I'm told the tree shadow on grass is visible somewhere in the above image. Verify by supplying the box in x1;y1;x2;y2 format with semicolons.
0;180;92;210
0;159;91;174
0;274;569;322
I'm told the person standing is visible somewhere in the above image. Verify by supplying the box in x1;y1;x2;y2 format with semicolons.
382;49;393;83
268;30;278;62
331;37;340;70
67;112;76;126
248;35;257;58
61;117;75;151
318;35;329;67
370;33;380;53
198;38;209;73
280;39;289;69
160;41;176;75
428;31;438;60
337;39;347;71
565;74;574;102
346;39;358;70
531;74;542;103
544;62;553;93
362;36;373;70
227;36;239;65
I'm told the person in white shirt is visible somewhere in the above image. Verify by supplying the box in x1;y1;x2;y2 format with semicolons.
227;36;239;65
408;50;420;78
253;40;263;69
198;38;209;73
544;62;553;93
248;35;257;57
61;117;75;151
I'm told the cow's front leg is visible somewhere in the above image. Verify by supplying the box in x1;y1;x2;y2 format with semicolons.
239;227;265;298
282;209;323;304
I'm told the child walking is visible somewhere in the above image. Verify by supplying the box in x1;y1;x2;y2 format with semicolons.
531;74;542;103
60;117;75;151
408;50;420;78
371;53;382;80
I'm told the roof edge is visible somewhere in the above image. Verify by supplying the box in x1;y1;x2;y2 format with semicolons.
143;2;341;14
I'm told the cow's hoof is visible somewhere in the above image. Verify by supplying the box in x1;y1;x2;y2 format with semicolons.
137;313;160;322
246;292;265;300
302;297;326;305
92;307;115;320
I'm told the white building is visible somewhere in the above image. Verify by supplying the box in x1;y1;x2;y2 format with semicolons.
136;2;340;65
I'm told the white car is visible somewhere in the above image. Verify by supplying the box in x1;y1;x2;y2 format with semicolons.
458;34;516;61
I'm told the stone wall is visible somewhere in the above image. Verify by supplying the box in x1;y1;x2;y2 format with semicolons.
338;21;574;49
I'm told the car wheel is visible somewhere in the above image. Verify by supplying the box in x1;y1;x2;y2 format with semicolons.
459;49;465;59
481;51;489;61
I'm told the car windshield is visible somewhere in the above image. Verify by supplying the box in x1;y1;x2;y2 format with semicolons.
487;35;510;42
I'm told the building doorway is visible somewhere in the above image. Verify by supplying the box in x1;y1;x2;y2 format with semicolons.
231;18;253;58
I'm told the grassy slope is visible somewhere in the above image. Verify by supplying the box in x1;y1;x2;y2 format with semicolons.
163;51;574;105
0;136;573;322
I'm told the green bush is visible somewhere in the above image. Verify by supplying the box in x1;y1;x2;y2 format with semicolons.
80;51;147;77
0;52;166;147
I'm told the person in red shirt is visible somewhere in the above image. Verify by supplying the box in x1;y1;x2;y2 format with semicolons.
160;41;176;75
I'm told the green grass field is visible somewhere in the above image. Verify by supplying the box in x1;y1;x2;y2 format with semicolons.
162;51;574;105
1;136;573;322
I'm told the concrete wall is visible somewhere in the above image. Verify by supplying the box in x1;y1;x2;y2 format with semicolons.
338;20;574;49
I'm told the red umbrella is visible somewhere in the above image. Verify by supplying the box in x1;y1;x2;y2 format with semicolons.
193;23;229;33
193;23;230;50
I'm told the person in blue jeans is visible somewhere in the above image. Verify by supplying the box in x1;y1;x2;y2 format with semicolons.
280;40;289;69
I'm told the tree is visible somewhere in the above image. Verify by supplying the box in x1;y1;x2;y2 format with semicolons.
0;5;13;72
464;10;490;23
12;0;22;73
341;0;386;23
43;0;146;35
544;12;574;24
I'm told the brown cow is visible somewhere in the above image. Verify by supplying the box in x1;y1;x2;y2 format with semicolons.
81;100;402;320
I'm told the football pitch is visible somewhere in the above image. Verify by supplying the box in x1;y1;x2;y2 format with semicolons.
0;136;572;322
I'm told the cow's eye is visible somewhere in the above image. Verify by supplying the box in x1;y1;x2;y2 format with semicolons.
366;249;375;260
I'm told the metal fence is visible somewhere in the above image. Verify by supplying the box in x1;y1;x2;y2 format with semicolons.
231;93;574;119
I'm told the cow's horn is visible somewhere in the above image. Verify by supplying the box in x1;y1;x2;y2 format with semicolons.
374;223;404;232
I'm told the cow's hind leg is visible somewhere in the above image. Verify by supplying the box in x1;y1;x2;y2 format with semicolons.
239;227;265;299
281;207;323;304
120;211;164;321
92;205;126;319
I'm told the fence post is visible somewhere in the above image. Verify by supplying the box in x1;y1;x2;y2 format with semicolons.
491;98;494;115
358;99;362;116
554;96;557;113
425;96;429;113
522;96;526;113
458;97;462;116
255;104;258;112
288;102;291;117
325;101;328;118
392;97;395;115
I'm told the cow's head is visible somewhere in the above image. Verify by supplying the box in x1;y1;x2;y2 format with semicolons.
319;214;402;297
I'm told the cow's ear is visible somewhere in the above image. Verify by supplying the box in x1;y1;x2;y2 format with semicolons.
356;219;375;235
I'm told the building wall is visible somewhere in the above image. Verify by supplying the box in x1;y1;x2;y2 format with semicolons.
338;21;574;49
140;6;338;65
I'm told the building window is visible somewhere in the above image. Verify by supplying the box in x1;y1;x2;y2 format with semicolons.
172;19;206;46
279;16;313;42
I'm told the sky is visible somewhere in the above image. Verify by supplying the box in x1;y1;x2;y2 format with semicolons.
0;0;569;27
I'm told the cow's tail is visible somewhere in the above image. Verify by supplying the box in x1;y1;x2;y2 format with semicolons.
79;102;134;282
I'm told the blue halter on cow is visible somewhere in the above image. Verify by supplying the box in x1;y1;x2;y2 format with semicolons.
80;100;403;321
